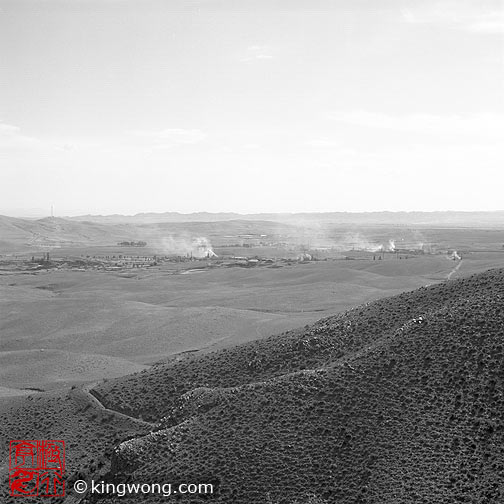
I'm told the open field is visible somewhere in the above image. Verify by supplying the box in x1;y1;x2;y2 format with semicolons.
0;255;461;392
2;216;504;395
1;249;504;393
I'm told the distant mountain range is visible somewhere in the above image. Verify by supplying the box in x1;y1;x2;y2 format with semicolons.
65;210;504;226
1;211;504;254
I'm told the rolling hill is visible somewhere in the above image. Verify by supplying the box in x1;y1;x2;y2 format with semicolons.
0;215;134;252
97;269;504;503
1;269;504;503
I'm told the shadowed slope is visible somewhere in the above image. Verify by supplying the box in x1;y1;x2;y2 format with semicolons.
95;270;503;422
86;269;504;503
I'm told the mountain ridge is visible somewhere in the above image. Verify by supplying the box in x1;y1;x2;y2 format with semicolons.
63;210;504;226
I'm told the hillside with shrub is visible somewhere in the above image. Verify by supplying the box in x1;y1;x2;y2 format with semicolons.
1;269;503;503
83;268;504;503
0;389;150;504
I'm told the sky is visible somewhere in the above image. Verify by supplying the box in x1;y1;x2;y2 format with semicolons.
0;0;503;217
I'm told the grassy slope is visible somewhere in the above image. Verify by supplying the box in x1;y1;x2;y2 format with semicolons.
1;257;453;390
1;269;503;503
0;215;134;252
0;350;147;390
90;269;504;503
94;269;499;420
0;390;150;504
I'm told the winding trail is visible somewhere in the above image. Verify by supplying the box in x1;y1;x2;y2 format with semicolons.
447;259;463;280
70;381;156;429
63;383;156;503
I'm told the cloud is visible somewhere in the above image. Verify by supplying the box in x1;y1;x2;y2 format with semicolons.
306;138;341;148
401;1;504;33
242;143;261;150
329;111;504;139
130;128;207;145
309;142;504;185
240;45;274;62
0;122;46;151
468;13;504;33
0;123;95;156
0;123;20;136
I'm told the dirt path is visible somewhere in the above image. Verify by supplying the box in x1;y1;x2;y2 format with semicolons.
63;383;156;503
71;381;157;429
447;259;463;280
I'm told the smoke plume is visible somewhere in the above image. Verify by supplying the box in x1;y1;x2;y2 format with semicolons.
161;235;217;258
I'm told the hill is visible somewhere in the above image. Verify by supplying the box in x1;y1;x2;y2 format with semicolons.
0;215;134;252
1;269;504;503
1;253;466;393
90;269;504;503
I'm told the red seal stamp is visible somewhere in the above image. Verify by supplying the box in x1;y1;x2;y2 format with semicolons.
9;440;65;497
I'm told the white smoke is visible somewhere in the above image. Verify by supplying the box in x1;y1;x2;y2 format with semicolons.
342;235;397;253
193;237;218;258
277;224;431;254
448;250;461;261
297;253;312;262
161;235;217;258
341;232;383;252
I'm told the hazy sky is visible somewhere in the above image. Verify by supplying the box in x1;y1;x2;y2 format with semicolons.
1;0;503;216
